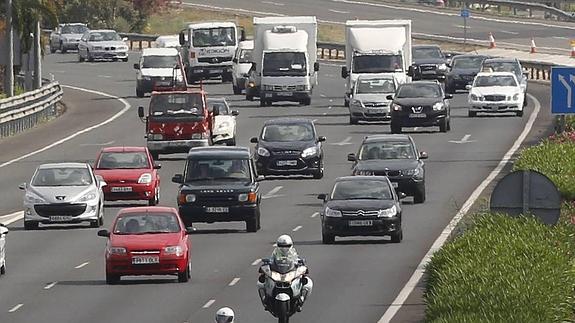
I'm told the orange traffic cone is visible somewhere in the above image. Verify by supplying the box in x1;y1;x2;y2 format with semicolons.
530;38;537;53
488;32;496;49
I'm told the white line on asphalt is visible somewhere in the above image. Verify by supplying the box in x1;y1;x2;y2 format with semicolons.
44;282;58;290
553;36;570;40
8;304;23;313
251;258;261;266
453;25;470;29
97;75;112;78
320;94;327;98
378;93;541;322
0;211;23;225
0;85;131;169
261;0;284;5
79;140;115;146
292;225;303;232
311;212;319;218
312;119;318;122
323;112;328;115
330;136;353;146
74;262;90;269
499;30;519;35
229;278;241;286
202;299;216;308
262;186;283;199
328;9;349;14
449;134;476;144
328;106;333;109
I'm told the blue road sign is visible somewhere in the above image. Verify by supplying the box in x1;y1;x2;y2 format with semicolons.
460;8;470;18
551;67;575;114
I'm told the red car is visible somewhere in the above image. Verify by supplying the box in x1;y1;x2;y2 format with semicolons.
94;146;161;206
97;206;193;284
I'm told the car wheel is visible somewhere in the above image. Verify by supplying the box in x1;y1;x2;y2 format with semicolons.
390;229;403;243
60;43;67;54
468;111;476;118
24;221;38;230
344;98;349;107
349;116;358;125
301;98;311;106
149;187;160;206
414;187;426;204
98;203;104;226
1;263;6;275
50;44;56;54
322;231;335;244
78;52;84;62
87;51;94;62
106;271;120;285
246;94;254;101
227;138;236;146
439;118;448;133
313;167;324;179
390;122;402;134
233;85;241;95
246;216;259;233
178;261;191;283
523;94;528;107
447;118;452;131
136;88;145;98
516;110;524;117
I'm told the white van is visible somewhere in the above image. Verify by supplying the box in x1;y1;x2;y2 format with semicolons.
155;35;180;49
133;47;183;97
232;40;254;94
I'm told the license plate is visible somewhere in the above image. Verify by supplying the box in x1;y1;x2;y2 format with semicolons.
277;92;293;96
50;216;73;222
265;93;273;98
391;182;398;188
155;81;171;86
368;109;384;114
132;256;159;265
212;69;223;73
206;207;229;213
349;220;373;227
277;160;297;166
409;113;427;118
111;186;132;192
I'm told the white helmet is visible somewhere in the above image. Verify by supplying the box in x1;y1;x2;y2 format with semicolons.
276;234;294;258
215;307;234;323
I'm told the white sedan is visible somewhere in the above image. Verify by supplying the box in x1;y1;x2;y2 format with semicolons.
0;223;8;275
207;98;239;146
467;72;525;117
78;29;128;62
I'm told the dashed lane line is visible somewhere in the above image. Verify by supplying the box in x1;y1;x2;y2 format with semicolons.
74;262;90;269
228;278;241;286
8;304;23;313
202;299;216;309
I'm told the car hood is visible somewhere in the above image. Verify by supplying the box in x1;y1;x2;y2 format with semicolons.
95;169;152;181
470;86;520;96
354;159;419;172
111;232;182;249
352;93;393;103
181;182;253;191
414;58;446;65
141;68;182;78
212;115;236;135
326;199;396;211
393;97;442;106
88;41;126;48
28;185;96;203
259;140;316;152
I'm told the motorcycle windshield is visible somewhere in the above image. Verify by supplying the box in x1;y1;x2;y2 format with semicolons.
272;255;297;274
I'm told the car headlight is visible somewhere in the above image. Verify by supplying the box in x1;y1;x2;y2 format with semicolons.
513;93;520;101
432;102;445;111
25;192;46;204
138;173;152;184
404;167;423;179
392;103;402;111
148;133;163;141
438;63;447;71
143;76;152;81
164;246;184;256
238;192;257;203
470;93;482;101
257;147;270;157
355;169;375;176
378;205;397;218
301;146;318;158
92;46;102;50
248;81;256;88
325;207;342;217
79;192;97;202
108;246;127;255
184;194;196;203
191;132;209;139
351;99;363;107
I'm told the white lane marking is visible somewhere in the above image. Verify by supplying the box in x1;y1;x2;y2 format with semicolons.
323;112;328;115
328;106;333;109
553;36;570;40
8;304;23;313
202;299;216;309
261;0;284;5
0;211;24;225
413;127;419;131
97;75;112;78
453;25;470;29
0;85;131;169
79;140;115;146
320;94;326;98
328;9;349;14
378;93;541;322
311;212;319;218
499;30;519;35
330;136;353;146
292;225;303;232
228;277;241;286
324;74;335;77
312;119;318;122
262;186;283;199
251;258;261;266
44;282;58;290
449;134;476;144
74;262;90;269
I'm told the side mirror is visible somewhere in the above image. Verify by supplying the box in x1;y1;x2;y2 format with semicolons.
250;137;258;143
99;180;107;188
256;175;265;182
122;37;128;42
153;162;162;169
179;31;186;46
172;174;184;184
465;84;472;90
138;106;145;119
445;94;453;99
97;229;110;237
314;62;320;72
18;183;27;190
133;63;140;70
407;65;416;77
419;151;428;159
0;224;9;235
347;153;357;162
341;66;348;78
317;193;327;201
386;94;394;100
185;227;195;234
231;110;239;116
232;58;238;63
318;136;326;142
398;192;407;200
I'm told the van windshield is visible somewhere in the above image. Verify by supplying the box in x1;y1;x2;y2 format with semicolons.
192;27;236;47
142;55;179;68
263;52;307;77
149;93;204;118
353;54;403;73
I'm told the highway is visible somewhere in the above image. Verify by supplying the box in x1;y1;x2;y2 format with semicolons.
184;0;575;54
0;50;552;323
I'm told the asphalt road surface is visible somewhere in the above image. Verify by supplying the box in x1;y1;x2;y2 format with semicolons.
0;51;552;323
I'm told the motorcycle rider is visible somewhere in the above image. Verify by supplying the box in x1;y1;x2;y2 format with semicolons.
257;234;313;312
215;307;234;323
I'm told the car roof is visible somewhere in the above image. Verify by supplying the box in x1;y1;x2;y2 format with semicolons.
38;162;89;169
60;23;87;26
335;175;391;182
100;146;148;153
401;80;441;86
452;54;488;59
363;134;412;143
475;71;517;77
263;118;313;125
118;206;178;215
483;57;519;63
187;146;251;158
142;47;179;56
89;29;117;33
186;21;237;29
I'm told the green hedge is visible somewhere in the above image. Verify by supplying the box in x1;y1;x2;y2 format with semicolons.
425;211;575;323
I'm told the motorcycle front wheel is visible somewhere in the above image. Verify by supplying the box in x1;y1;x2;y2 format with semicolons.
278;301;290;323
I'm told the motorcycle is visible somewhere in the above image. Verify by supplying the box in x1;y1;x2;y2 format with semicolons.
257;257;313;323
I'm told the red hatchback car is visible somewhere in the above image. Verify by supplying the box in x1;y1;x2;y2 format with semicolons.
97;206;192;284
94;147;161;206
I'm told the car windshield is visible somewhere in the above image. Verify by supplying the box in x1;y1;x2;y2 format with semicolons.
261;123;314;142
142;55;178;69
114;213;181;234
413;47;443;59
206;100;230;114
192;27;236;47
97;152;150;169
263;52;307;77
353;54;403;73
474;75;517;87
452;56;485;69
62;25;88;34
32;167;93;187
238;49;253;63
149;93;204;117
185;158;251;182
396;84;441;98
356;78;395;94
89;31;122;42
359;141;415;160
331;180;392;200
482;62;521;77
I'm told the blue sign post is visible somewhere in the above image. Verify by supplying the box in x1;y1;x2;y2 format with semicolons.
551;67;575;114
460;8;470;18
460;8;470;48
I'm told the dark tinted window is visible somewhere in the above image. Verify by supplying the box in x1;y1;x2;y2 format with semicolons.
261;123;314;142
331;180;392;200
114;213;181;234
396;84;441;98
359;141;415;160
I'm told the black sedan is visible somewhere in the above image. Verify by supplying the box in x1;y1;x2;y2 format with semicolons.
318;176;404;244
444;54;488;94
388;81;452;133
348;134;427;203
251;118;325;179
411;45;449;81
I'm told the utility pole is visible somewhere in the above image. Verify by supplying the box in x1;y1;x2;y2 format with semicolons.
5;0;14;96
33;20;41;89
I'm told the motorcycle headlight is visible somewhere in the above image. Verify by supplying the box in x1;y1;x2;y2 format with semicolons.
138;173;152;184
164;246;184;257
438;63;448;71
79;191;98;202
392;103;402;111
25;192;46;204
432;102;445;111
325;207;342;218
108;246;127;255
257;147;270;157
301;146;318;158
513;93;520;101
378;205;397;218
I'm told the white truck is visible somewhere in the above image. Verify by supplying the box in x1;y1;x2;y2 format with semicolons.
341;20;412;107
178;21;246;83
250;16;319;107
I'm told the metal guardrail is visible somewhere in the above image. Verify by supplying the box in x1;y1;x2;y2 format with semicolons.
0;82;63;138
460;0;575;22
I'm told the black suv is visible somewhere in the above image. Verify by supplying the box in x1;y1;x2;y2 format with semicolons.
388;81;452;133
444;54;488;94
251;118;325;179
411;45;449;81
347;134;428;203
172;146;262;232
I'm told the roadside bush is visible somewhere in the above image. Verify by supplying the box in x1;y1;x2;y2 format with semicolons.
425;213;575;323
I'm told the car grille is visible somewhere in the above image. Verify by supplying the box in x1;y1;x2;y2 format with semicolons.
341;210;380;217
271;85;298;91
272;150;301;156
484;95;506;101
104;47;117;51
419;64;437;71
106;179;138;184
196;194;236;203
363;102;388;108
130;250;161;255
198;56;233;63
374;170;401;177
34;204;87;217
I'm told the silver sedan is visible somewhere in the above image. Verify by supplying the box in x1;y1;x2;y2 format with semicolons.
78;29;129;62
